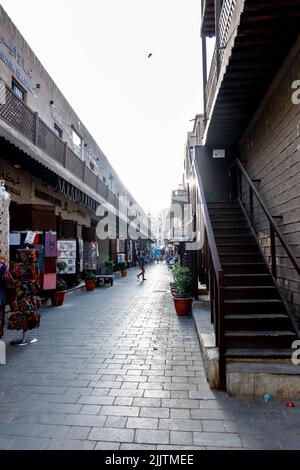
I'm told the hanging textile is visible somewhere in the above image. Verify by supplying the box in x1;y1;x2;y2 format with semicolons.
44;232;58;258
8;249;41;333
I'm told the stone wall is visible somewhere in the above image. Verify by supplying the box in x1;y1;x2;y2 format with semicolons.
240;42;300;319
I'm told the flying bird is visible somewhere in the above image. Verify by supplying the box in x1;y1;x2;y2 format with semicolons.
148;53;153;58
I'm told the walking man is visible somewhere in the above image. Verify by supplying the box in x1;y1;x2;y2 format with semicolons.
137;252;146;281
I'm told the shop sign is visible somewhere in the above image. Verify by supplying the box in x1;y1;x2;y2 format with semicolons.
0;168;21;196
0;36;34;94
35;189;62;207
5;184;21;197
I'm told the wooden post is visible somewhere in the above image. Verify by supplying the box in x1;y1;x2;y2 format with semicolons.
215;0;222;77
218;271;226;390
202;35;208;121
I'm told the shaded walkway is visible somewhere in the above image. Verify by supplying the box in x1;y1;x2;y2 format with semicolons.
0;265;300;450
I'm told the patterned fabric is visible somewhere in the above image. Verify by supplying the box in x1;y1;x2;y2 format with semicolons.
44;232;58;258
8;249;41;333
43;273;56;291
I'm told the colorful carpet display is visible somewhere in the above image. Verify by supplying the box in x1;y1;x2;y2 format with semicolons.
8;249;41;333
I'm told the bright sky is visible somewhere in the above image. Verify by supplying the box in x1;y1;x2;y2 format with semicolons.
1;0;210;213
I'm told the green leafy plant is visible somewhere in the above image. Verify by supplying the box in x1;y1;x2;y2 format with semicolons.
104;260;115;274
56;261;67;291
119;261;127;272
85;272;97;282
172;263;193;298
56;278;67;291
57;260;67;274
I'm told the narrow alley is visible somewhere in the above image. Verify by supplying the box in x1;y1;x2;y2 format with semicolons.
0;265;300;450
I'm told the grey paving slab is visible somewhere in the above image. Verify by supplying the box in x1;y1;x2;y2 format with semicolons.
7;436;49;450
139;407;170;419
1;265;300;450
170;431;194;446
46;439;96;450
127;417;159;430
120;443;157;450
135;429;170;445
104;416;128;429
95;441;121;450
193;432;242;448
0;436;17;450
88;427;134;443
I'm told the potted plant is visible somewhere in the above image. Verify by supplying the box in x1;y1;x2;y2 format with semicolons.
85;272;97;291
119;261;128;277
104;260;115;275
51;261;67;307
172;263;193;316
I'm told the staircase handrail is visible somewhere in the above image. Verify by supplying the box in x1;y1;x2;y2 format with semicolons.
187;146;224;286
232;159;300;277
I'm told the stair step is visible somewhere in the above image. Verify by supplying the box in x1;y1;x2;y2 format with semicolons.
226;348;294;359
220;253;263;263
224;286;279;300
208;201;239;206
225;329;296;349
211;218;246;223
225;313;288;320
224;274;274;286
215;234;252;238
225;298;283;314
225;313;291;331
227;362;300;375
214;228;251;235
222;263;269;274
211;221;249;228
226;330;295;337
217;244;258;254
210;214;245;221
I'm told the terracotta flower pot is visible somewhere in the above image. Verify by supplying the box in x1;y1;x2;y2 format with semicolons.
121;271;128;277
51;291;65;307
85;280;96;292
173;297;192;316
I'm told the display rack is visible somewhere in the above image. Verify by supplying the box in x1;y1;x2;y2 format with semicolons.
8;248;41;346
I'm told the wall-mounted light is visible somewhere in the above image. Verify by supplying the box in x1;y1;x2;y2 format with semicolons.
50;100;54;107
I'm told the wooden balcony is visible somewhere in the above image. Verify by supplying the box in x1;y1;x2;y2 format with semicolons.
203;0;300;146
201;0;216;36
0;83;120;209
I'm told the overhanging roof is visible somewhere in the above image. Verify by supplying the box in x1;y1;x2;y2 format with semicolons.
204;0;300;147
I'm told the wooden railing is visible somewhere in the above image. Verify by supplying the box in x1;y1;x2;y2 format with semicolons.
231;159;300;334
205;0;237;120
186;145;226;389
0;83;120;210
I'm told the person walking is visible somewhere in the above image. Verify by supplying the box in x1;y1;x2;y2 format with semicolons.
137;252;146;281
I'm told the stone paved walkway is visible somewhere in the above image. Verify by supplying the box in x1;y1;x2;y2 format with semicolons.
0;264;300;450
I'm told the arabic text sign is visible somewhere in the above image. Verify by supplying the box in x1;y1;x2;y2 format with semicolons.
0;35;34;94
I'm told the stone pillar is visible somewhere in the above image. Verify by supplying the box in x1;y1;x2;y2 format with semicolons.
0;180;10;365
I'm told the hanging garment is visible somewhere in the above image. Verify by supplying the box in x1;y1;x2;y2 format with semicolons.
44;258;57;274
44;232;58;258
8;249;41;333
43;273;57;290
